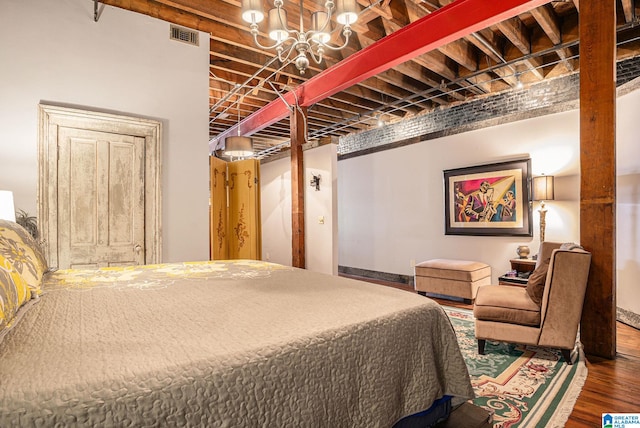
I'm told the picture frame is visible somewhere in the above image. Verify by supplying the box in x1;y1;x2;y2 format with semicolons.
444;158;532;236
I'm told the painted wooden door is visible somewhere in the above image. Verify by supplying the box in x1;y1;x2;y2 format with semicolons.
57;127;145;268
209;157;261;260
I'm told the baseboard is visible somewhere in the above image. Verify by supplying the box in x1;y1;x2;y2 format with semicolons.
338;265;414;286
617;306;640;330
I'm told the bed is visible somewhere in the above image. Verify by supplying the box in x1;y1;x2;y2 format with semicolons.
0;220;474;427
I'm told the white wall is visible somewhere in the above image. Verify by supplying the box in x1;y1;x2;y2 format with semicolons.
304;144;339;275
339;110;578;282
0;0;210;262
616;88;640;316
260;156;293;266
338;88;640;317
260;144;339;275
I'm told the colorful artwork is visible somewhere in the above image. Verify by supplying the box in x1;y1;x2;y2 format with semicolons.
444;159;532;236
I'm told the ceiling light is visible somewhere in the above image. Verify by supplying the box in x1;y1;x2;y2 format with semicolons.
224;136;254;157
515;74;524;89
224;99;254;158
241;0;358;74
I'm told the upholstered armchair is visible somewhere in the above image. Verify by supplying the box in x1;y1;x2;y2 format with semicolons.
473;242;591;364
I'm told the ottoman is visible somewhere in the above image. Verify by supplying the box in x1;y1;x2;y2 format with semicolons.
414;259;491;303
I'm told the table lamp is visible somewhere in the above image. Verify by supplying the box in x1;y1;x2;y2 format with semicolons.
532;175;554;242
0;190;16;222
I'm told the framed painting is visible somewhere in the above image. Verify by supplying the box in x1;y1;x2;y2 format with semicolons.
444;158;532;236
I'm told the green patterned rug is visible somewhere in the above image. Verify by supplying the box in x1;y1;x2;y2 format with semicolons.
443;306;588;428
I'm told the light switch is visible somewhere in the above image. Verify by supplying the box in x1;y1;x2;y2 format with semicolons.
318;216;325;224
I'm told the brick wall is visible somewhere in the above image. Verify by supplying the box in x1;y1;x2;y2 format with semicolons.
338;56;640;159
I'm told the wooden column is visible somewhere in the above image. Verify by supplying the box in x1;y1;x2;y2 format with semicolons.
579;0;616;359
291;106;307;268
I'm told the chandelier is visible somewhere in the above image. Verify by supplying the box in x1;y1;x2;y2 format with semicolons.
241;0;359;74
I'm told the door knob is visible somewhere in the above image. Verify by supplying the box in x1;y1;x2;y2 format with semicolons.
134;244;142;253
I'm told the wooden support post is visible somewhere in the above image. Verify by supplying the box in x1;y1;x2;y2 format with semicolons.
291;106;307;268
579;0;616;359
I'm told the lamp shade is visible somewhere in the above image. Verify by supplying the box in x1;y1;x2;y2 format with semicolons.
336;0;358;25
532;175;555;201
268;8;288;42
311;11;331;43
224;136;254;157
241;0;264;24
0;190;16;222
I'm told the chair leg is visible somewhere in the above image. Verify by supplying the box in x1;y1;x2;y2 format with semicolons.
478;339;486;355
560;349;573;365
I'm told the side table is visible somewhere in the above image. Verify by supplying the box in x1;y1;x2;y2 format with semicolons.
509;258;537;274
498;258;537;286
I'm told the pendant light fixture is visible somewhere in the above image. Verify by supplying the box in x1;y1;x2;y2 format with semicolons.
224;98;254;158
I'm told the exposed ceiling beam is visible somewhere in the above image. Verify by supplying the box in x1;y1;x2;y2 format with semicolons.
496;17;545;80
620;0;635;23
212;0;552;150
529;4;575;71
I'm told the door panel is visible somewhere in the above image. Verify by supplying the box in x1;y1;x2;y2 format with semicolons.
227;159;261;260
38;104;162;269
209;157;261;261
210;156;228;260
58;127;145;268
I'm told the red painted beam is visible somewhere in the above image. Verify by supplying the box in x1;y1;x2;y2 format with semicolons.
211;0;550;151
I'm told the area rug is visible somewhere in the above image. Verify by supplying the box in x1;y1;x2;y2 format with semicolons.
443;306;588;428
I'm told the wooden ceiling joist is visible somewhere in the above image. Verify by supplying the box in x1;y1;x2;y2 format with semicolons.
212;0;551;150
102;0;638;152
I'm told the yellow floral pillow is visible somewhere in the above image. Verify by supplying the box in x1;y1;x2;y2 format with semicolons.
0;254;32;335
0;220;48;296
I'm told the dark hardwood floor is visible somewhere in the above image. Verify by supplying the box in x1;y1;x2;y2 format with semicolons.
342;274;640;427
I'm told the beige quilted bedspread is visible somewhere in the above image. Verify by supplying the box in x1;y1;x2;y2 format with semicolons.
0;260;473;427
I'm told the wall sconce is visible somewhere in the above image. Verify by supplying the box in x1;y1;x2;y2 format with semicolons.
310;173;321;191
532;175;555;242
0;190;16;222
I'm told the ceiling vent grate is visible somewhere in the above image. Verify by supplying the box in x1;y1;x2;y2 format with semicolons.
170;25;199;46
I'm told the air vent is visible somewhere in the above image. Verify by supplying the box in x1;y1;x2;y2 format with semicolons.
170;25;199;46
